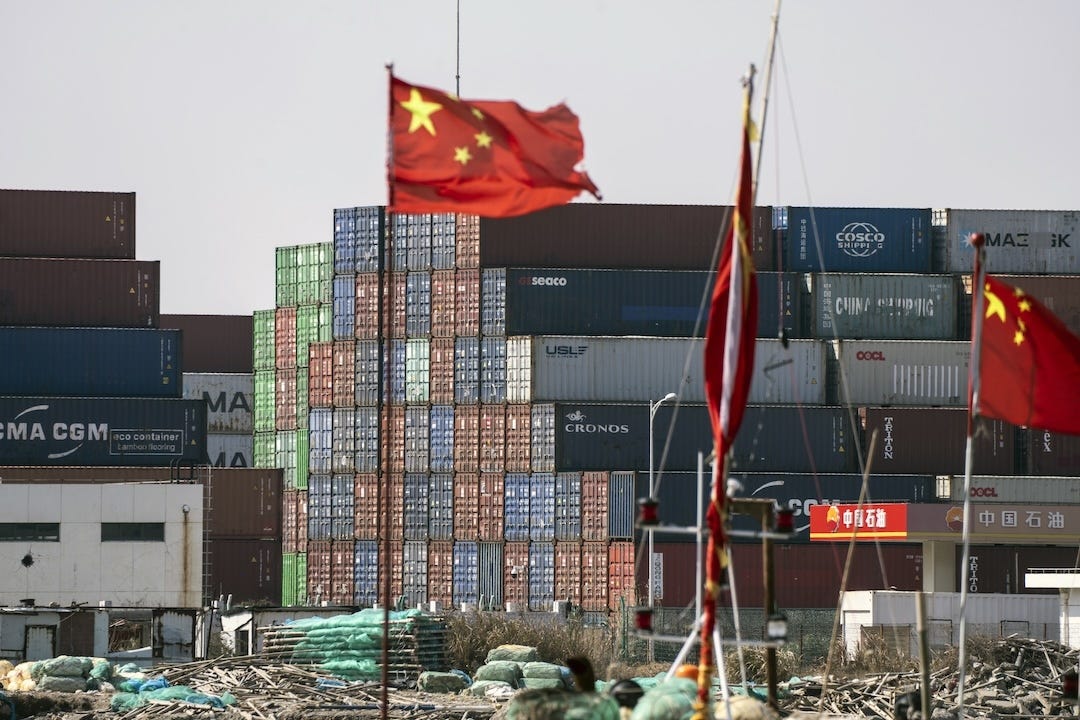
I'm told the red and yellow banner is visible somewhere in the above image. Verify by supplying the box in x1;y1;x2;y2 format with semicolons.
809;502;909;540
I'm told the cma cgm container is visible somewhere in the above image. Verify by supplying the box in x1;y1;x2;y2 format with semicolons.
646;472;934;544
478;204;778;270
831;340;970;406
0;189;135;258
0;397;206;466
549;403;855;472
0;258;159;327
860;407;1018;475
810;274;959;340
160;314;253;373
783;207;931;272
509;336;825;405
501;269;803;339
0;327;181;397
939;209;1080;274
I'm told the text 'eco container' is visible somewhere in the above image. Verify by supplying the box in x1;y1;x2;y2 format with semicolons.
811;273;959;340
784;207;931;272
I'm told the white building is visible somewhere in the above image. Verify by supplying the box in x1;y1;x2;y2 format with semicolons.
0;482;202;607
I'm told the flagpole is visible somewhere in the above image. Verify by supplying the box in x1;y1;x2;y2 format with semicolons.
957;232;987;718
380;63;396;720
752;0;781;202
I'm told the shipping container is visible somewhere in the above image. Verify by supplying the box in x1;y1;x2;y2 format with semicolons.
159;314;253;374
453;473;480;541
354;407;379;473
944;474;1080;504
353;474;379;539
505;404;532;472
548;403;855;473
581;472;610;541
431;269;456;338
505;474;531;542
295;304;318;370
478;473;505;541
531;405;555;473
276;246;298;308
454;337;480;405
406;272;431;337
205;470;282;537
331;341;354;408
960;275;1080;338
530;473;556;542
957;545;1080;595
480;405;506;473
528;542;555;611
355;273;380;340
207;433;252;468
253;372;275;434
283;490;301;554
454;541;479;606
405;406;429;473
939;209;1080;274
581;542;609;612
478;541;503;609
783;207;931;272
429;474;454;541
654;542;923;609
274;307;297;371
295;243;333;306
281;552;307;606
831;340;970;407
388;273;406;338
295;368;309;432
609;472;636;540
404;541;429;606
355;340;379;406
456;214;480;269
354;540;379;606
555;541;583;606
810;273;959;340
0;258;158;327
608;542;637;611
385;405;405;474
432;213;456;271
252;310;275;372
480;337;506;403
378;540;404;602
509;337;825;404
455;269;480;336
406;339;430;404
500;269;803;339
207;538;281;605
309;408;332;476
384;339;406;405
1028;428;1080;476
0;327;180;397
183;372;253;434
388;473;405;539
430;405;454;473
307;540;354;605
502;541;529;609
0;397;205;466
334;206;383;275
429;540;454;608
404;473;429;541
430;338;455;405
555;472;583;541
332;274;355;340
253;430;274;467
331;408;355;474
453;405;480;473
478;204;780;271
0;189;135;258
860;407;1018;475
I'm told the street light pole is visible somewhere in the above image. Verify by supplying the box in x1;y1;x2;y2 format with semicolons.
647;391;677;661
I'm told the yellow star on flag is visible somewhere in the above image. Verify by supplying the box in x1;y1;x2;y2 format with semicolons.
454;146;472;165
1014;330;1025;346
475;131;493;149
400;88;443;136
985;283;1006;323
1019;299;1032;313
471;107;484;121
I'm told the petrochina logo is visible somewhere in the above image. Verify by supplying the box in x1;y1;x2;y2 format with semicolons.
946;506;964;532
835;222;886;258
855;351;886;361
825;505;840;532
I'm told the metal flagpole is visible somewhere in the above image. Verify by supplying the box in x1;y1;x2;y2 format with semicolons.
381;64;397;720
956;234;988;718
752;0;782;201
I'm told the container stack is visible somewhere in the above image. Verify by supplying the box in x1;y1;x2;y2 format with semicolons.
261;202;1080;616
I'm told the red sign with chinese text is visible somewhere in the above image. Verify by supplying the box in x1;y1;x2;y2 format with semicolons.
809;503;909;540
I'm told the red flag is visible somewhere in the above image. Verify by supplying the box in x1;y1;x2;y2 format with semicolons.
388;75;600;218
697;88;758;708
976;274;1080;434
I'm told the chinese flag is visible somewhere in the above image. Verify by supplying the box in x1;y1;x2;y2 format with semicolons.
389;75;600;218
977;275;1080;434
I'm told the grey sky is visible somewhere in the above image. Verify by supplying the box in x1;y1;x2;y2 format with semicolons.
2;1;1077;315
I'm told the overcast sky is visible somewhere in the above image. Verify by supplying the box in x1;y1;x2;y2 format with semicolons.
2;1;1077;315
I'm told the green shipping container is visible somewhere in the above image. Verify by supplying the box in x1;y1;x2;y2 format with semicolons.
253;370;276;432
253;431;275;468
406;339;430;403
276;430;297;489
296;242;333;306
296;368;309;430
276;246;298;308
253;309;276;371
281;552;308;606
295;429;309;490
318;303;333;343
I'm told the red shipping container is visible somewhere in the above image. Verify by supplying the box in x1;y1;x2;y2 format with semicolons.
429;541;454;607
297;490;308;550
555;541;582;606
379;540;404;601
385;473;405;540
385;406;406;473
355;273;380;340
388;272;406;338
275;307;297;371
581;542;610;612
430;338;455;404
307;540;333;602
453;405;480;473
283;490;299;553
504;541;530;608
608;541;637;611
454;269;480;336
505;405;532;473
275;371;297;431
207;538;281;605
480;405;506;473
206;468;282;538
431;269;456;338
0;189;135;259
354;474;379;540
454;473;480;540
160;314;252;373
581;472;610;541
478;473;505;541
308;342;334;408
332;341;355;408
330;540;355;605
456;214;480;269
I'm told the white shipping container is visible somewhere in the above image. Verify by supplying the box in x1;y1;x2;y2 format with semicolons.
207;433;253;468
183;372;253;434
941;208;1080;273
510;337;825;404
945;475;1080;505
832;340;970;407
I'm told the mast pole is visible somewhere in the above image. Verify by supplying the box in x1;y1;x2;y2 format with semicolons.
752;0;781;204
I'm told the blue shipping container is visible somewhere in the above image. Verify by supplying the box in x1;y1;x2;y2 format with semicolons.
429;474;454;541
453;541;479;606
0;327;181;398
332;275;355;340
529;473;556;542
480;337;506;404
430;406;454;473
555;472;583;541
505;473;531;541
404;473;429;540
783;206;932;272
308;408;332;475
528;542;555;612
354;540;379;605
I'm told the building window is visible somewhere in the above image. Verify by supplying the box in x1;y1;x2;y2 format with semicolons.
0;523;60;542
101;523;165;542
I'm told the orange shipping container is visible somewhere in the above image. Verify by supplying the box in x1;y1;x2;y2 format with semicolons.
331;540;355;605
307;540;333;602
505;405;532;473
388;272;406;338
480;405;506;473
332;341;355;408
379;540;404;602
386;406;405;473
275;307;297;370
478;473;505;541
453;405;480;473
429;541;454;608
386;473;405;540
430;338;455;404
308;342;334;408
275;371;297;431
555;541;582;606
283;490;300;553
454;269;480;336
354;474;379;540
431;269;456;338
456;214;480;269
581;472;610;541
504;541;529;609
454;473;480;540
581;542;609;612
355;273;380;340
608;541;638;611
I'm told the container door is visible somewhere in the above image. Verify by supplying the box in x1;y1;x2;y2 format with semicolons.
24;625;55;661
